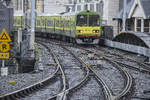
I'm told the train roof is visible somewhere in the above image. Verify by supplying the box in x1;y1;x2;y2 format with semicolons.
61;12;76;16
76;11;100;15
14;12;24;16
37;13;61;16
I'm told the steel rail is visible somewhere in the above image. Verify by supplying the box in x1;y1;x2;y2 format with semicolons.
94;46;150;71
37;41;67;100
73;46;133;100
36;38;133;100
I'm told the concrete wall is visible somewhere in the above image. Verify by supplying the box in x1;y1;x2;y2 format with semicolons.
105;39;150;61
44;0;68;14
107;0;120;36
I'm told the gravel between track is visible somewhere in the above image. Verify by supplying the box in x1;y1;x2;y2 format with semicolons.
0;43;56;96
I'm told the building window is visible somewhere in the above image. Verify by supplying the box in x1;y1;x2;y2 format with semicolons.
136;19;141;32
96;3;100;13
126;19;134;31
20;0;22;10
84;4;88;11
90;4;94;11
16;0;19;10
77;5;81;11
144;19;149;32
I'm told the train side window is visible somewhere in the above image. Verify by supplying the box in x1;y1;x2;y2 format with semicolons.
47;20;53;26
56;20;59;27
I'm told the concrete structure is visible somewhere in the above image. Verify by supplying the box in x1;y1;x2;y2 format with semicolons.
105;39;150;61
12;0;43;13
114;0;150;34
44;0;69;14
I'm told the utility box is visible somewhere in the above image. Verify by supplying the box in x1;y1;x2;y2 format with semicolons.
101;25;114;40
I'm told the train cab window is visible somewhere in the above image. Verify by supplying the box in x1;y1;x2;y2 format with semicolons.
89;15;100;26
76;15;87;26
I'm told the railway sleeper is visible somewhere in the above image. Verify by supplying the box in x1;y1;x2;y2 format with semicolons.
18;91;26;97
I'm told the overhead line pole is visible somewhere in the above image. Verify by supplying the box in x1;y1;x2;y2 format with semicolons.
24;0;27;29
122;0;127;32
30;0;35;50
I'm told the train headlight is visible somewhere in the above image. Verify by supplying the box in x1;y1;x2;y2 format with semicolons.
93;30;99;33
80;30;83;33
77;30;83;33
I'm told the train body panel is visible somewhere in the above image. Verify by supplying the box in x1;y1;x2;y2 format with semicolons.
13;11;102;44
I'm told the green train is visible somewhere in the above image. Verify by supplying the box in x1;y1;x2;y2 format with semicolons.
14;11;102;44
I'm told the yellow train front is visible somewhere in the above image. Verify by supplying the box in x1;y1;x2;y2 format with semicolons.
13;11;102;44
75;11;101;44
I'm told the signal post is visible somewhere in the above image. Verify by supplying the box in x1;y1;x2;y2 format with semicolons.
0;29;11;76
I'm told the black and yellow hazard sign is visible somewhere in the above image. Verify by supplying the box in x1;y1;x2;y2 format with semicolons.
0;29;12;42
0;42;10;52
0;52;9;59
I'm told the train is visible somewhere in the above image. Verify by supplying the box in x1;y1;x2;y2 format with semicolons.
13;11;102;44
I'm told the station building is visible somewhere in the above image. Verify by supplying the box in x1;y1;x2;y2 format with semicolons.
12;0;43;13
114;0;150;34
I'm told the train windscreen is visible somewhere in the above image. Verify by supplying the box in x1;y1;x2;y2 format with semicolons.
89;15;100;26
76;15;87;26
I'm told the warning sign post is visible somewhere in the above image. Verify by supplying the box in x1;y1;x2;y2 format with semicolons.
0;29;11;76
0;29;12;42
0;29;11;59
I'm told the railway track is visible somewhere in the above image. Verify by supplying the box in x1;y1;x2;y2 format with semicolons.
66;46;133;100
38;38;133;100
61;46;111;100
93;46;150;74
38;38;150;100
37;42;67;100
37;39;108;100
0;42;66;100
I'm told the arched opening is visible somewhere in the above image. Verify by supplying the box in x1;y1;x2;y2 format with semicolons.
113;32;149;48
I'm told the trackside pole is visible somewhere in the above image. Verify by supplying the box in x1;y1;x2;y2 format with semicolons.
2;60;5;67
1;60;8;76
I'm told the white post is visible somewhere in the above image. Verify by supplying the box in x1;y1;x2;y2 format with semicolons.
2;60;5;68
1;60;8;76
141;18;144;32
149;20;150;33
134;18;137;32
30;0;35;50
94;3;96;12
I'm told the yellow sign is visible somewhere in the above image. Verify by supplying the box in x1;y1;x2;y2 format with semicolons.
0;29;12;42
0;42;10;52
0;52;9;59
